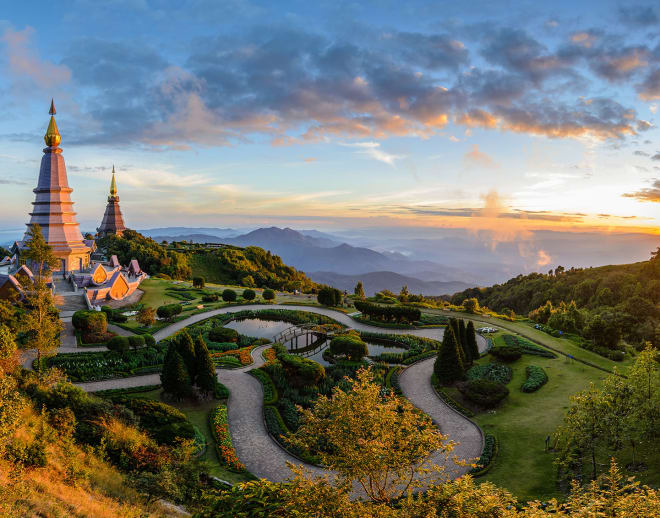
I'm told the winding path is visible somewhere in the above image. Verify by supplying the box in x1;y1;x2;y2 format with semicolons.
73;304;486;482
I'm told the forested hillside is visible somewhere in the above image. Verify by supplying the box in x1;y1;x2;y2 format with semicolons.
452;248;660;347
100;231;318;292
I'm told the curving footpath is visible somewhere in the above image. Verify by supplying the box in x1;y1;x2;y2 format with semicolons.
73;304;486;482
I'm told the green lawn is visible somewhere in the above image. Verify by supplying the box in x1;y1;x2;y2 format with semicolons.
126;388;252;484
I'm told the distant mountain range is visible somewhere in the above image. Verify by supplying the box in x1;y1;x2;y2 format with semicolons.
308;271;473;296
140;226;479;295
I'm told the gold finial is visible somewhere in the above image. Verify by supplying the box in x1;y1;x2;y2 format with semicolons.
44;99;61;147
110;166;117;197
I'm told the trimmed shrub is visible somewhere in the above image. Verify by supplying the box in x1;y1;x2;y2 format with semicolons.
192;276;205;288
317;287;342;306
434;325;464;385
490;345;522;362
249;368;277;404
502;334;556;358
329;335;368;361
469;434;498;476
262;289;276;301
208;326;238;343
106;336;130;353
222;289;237;302
242;289;256;301
156;304;183;320
458;379;509;408
521;365;548;393
215;381;230;399
276;348;325;387
466;363;513;384
128;335;145;349
143;334;156;347
202;293;219;302
354;300;421;323
72;310;107;334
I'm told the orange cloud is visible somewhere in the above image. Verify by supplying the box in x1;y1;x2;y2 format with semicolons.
456;109;498;128
537;249;552;266
464;145;498;168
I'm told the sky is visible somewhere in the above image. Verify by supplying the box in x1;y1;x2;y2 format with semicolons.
0;0;659;262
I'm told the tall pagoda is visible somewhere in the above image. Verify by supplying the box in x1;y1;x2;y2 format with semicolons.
97;166;127;238
18;101;91;274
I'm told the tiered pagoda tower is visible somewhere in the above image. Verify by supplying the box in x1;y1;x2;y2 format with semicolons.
19;101;91;273
97;166;127;238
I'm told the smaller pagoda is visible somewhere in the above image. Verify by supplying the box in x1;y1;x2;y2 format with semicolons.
97;166;127;238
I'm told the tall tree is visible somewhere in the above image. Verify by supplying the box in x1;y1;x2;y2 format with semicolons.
458;319;471;366
466;321;480;360
161;348;192;400
21;281;62;373
353;280;365;299
176;331;197;384
449;319;466;368
23;224;59;279
399;285;409;302
434;325;464;385
194;334;217;396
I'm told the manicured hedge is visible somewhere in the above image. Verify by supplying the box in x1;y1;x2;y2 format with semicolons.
469;434;498;476
467;363;513;384
385;366;403;395
209;327;239;343
222;289;237;302
502;334;556;358
143;334;156;347
107;336;130;353
72;310;107;334
521;365;548;393
354;301;421;323
156;303;183;319
489;345;522;362
242;289;256;301
275;345;325;387
249;368;278;405
262;289;275;300
92;384;161;398
458;379;509;408
202;293;219;302
329;335;368;361
128;335;145;349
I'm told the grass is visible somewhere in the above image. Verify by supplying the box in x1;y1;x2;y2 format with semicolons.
125;388;252;484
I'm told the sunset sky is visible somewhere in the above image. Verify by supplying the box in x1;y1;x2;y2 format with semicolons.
1;0;659;245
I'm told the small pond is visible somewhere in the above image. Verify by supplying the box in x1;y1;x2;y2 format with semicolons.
224;318;407;367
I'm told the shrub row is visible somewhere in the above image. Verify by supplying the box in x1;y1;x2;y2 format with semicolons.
156;303;183;319
466;363;513;385
385;366;403;395
354;301;421;323
502;334;556;358
521;365;548;393
489;345;522;362
215;381;230;399
92;384;161;398
469;434;498;476
249;368;278;405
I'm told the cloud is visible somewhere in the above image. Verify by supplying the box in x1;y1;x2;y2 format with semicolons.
341;142;404;166
652;153;660;161
622;179;660;202
618;5;659;26
1;25;71;88
464;144;498;168
0;178;27;185
536;249;552;266
634;150;650;156
303;157;317;162
637;68;660;100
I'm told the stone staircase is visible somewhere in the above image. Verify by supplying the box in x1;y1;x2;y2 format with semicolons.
53;277;87;317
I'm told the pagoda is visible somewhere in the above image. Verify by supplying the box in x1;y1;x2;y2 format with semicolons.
97;166;127;238
17;101;91;274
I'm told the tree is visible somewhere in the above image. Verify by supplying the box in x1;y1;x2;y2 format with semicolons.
242;289;256;301
449;319;466;367
21;281;62;373
462;297;480;313
0;324;18;373
399;285;409;302
161;348;192;399
222;289;237;302
192;276;205;288
23;224;60;279
262;289;276;301
194;334;216;396
287;368;452;503
434;325;464;385
317;287;341;306
137;306;156;327
458;319;471;366
354;280;365;299
466;321;479;360
176;331;197;383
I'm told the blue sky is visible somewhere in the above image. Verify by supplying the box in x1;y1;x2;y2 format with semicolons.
1;0;659;252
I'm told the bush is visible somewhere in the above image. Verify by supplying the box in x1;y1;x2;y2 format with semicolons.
489;345;522;362
156;304;183;320
502;334;556;358
277;349;325;387
192;276;205;288
521;365;548;393
262;289;276;301
329;335;368;361
222;289;237;302
202;293;219;302
354;301;421;323
128;335;145;349
112;312;128;323
469;434;498;476
120;398;195;446
249;368;278;404
143;334;156;347
458;379;509;408
208;326;238;343
72;310;107;334
107;336;130;353
317;287;342;306
466;363;513;384
242;289;256;301
215;381;230;399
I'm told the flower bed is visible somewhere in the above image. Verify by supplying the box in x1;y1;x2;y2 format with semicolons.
521;365;548;393
210;345;256;366
262;346;277;364
209;405;246;473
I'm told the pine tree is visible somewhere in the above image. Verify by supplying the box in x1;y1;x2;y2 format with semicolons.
458;319;472;367
434;325;464;385
449;319;466;368
195;334;217;396
466;321;480;360
354;281;365;299
176;331;197;384
161;348;192;399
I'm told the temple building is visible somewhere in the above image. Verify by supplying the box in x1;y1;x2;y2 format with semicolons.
97;166;127;238
13;101;92;274
72;255;147;307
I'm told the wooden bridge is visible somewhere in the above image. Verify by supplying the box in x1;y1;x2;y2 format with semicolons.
273;324;340;350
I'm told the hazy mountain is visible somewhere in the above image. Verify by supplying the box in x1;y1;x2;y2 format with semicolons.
140;227;239;239
309;271;474;296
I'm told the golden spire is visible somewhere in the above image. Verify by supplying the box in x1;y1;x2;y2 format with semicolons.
110;166;117;197
44;98;61;148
